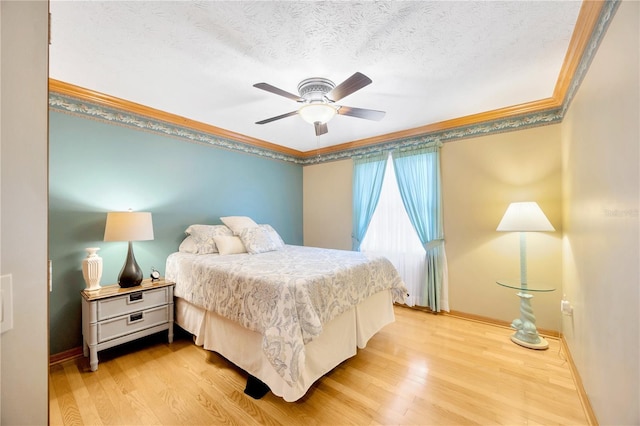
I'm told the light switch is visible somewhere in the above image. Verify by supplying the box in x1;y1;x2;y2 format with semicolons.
1;274;14;333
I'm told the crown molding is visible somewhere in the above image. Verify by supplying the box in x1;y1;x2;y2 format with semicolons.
301;97;562;160
48;88;306;164
48;79;305;160
553;0;606;103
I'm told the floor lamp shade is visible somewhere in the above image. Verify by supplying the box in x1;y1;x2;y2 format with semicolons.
497;202;554;284
497;202;555;232
104;211;154;288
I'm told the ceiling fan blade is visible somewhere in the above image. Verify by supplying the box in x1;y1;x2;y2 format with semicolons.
253;83;304;102
337;106;386;121
255;110;299;125
314;122;328;136
327;72;372;102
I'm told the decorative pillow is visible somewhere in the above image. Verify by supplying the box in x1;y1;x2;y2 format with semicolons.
259;224;285;248
220;216;259;235
178;235;198;254
213;235;247;255
184;224;233;254
238;227;280;254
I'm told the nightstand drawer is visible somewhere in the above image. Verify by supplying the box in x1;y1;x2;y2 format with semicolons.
97;305;169;343
96;287;169;321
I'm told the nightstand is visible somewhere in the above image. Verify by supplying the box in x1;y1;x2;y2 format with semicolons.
81;278;175;371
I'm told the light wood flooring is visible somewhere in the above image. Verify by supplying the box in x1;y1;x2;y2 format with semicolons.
50;306;589;425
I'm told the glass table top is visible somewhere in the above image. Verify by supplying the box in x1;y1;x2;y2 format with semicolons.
496;280;556;292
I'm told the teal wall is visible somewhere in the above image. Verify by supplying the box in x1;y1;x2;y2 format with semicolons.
49;111;303;355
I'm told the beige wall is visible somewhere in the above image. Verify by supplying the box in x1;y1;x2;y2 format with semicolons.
0;1;50;424
303;124;563;331
303;159;353;250
442;125;563;330
561;1;639;424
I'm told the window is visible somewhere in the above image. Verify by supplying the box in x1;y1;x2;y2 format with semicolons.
361;155;426;307
353;145;449;312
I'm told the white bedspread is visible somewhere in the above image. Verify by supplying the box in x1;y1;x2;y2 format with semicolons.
166;245;407;385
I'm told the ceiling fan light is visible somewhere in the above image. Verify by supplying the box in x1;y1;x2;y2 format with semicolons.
299;103;337;125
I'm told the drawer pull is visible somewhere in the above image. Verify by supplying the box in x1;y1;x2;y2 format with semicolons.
129;312;143;323
129;292;143;303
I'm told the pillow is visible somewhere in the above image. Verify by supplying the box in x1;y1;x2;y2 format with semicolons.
220;216;259;235
238;227;280;254
178;235;198;254
259;224;285;248
184;224;233;254
213;235;247;255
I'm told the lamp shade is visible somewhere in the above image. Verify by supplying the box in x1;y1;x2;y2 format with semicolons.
298;103;337;124
496;202;554;232
104;211;154;242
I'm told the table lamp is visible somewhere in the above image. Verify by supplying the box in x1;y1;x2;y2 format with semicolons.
497;201;554;349
104;210;154;288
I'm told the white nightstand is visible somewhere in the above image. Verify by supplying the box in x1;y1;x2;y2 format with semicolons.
81;278;175;371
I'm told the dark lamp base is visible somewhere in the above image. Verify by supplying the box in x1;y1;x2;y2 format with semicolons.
118;241;144;288
118;278;143;288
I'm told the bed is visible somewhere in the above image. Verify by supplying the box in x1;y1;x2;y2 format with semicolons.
165;218;407;402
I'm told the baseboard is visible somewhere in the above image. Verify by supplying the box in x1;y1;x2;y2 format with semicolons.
49;346;83;366
560;335;599;425
445;309;560;338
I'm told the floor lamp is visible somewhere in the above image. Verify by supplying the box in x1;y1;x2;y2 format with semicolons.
497;202;555;349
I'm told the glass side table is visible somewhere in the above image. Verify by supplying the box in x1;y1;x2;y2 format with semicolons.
496;280;555;350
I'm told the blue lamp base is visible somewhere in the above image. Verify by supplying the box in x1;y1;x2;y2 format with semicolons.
510;291;549;350
511;333;549;350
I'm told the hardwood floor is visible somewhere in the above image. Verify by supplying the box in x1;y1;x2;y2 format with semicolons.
50;306;589;425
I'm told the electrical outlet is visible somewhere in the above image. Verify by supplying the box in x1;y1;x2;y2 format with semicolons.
561;299;573;316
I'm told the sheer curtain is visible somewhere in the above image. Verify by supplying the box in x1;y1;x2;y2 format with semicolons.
392;146;448;312
360;154;427;307
351;152;387;251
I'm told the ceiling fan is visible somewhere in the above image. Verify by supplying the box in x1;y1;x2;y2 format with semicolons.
253;72;385;136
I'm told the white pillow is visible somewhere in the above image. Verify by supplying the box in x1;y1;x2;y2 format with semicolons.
259;224;285;248
184;224;233;254
178;235;198;253
220;216;259;235
213;235;247;255
238;227;280;254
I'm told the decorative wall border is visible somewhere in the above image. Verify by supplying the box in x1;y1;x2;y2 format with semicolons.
301;108;564;164
560;0;620;117
48;93;306;164
48;0;618;166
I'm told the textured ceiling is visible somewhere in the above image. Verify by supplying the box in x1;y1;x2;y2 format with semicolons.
49;1;582;153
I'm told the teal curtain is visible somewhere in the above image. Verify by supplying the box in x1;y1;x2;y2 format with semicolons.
392;146;446;311
351;152;387;251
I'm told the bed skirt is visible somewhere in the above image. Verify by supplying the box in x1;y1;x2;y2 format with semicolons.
175;289;395;402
